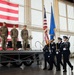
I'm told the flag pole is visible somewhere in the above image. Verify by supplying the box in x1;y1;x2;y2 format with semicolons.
50;2;57;50
50;2;52;6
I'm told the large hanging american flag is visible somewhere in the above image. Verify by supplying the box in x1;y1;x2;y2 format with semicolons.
43;7;49;44
0;0;20;49
0;0;19;24
0;0;19;40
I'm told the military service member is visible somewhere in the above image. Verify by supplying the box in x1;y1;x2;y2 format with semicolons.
43;41;51;70
56;37;63;71
1;22;8;50
21;25;28;50
62;36;73;72
10;25;18;50
49;39;56;70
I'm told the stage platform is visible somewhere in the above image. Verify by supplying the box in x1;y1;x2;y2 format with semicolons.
0;49;43;66
0;50;43;54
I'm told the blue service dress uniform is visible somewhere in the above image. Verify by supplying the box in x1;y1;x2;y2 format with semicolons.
49;42;56;70
56;42;63;71
43;44;51;70
62;41;73;72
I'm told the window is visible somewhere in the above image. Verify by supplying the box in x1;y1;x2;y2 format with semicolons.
58;2;66;17
68;19;74;32
31;31;43;50
31;0;42;10
69;36;74;53
67;5;74;19
19;6;25;24
9;0;25;24
9;0;25;6
31;10;42;27
44;0;53;12
59;17;67;31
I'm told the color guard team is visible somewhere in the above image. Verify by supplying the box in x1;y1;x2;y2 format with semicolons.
43;36;73;72
0;22;73;72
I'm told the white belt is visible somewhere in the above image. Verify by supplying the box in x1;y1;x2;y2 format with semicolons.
56;52;59;54
63;48;66;51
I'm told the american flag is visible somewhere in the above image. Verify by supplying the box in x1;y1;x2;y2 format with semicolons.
0;0;19;24
43;7;49;44
0;0;21;49
43;7;47;31
0;0;19;40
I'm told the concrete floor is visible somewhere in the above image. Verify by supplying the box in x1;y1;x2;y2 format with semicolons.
0;59;74;75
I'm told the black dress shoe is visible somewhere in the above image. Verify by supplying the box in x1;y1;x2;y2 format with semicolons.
71;66;73;71
43;68;47;70
63;70;67;72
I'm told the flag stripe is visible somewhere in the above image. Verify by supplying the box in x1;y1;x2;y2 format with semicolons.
0;11;18;17
0;3;18;10
0;0;19;44
43;7;47;30
8;31;10;35
0;19;18;24
44;23;47;24
0;15;18;21
0;23;18;28
0;7;18;14
0;0;19;23
44;20;47;22
0;0;19;7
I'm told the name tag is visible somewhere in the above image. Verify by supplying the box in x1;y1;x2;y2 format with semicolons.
48;56;50;58
52;46;54;48
56;52;58;54
63;48;66;50
49;50;51;52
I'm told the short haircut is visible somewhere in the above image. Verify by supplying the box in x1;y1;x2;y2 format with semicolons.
3;22;6;24
24;25;27;27
13;25;16;26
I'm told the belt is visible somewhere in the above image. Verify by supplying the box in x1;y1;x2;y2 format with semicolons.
63;48;67;51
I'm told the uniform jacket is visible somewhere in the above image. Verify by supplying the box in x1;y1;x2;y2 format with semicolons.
1;26;8;38
50;42;56;55
21;29;28;40
56;42;63;53
11;28;18;38
43;45;50;58
62;41;70;55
